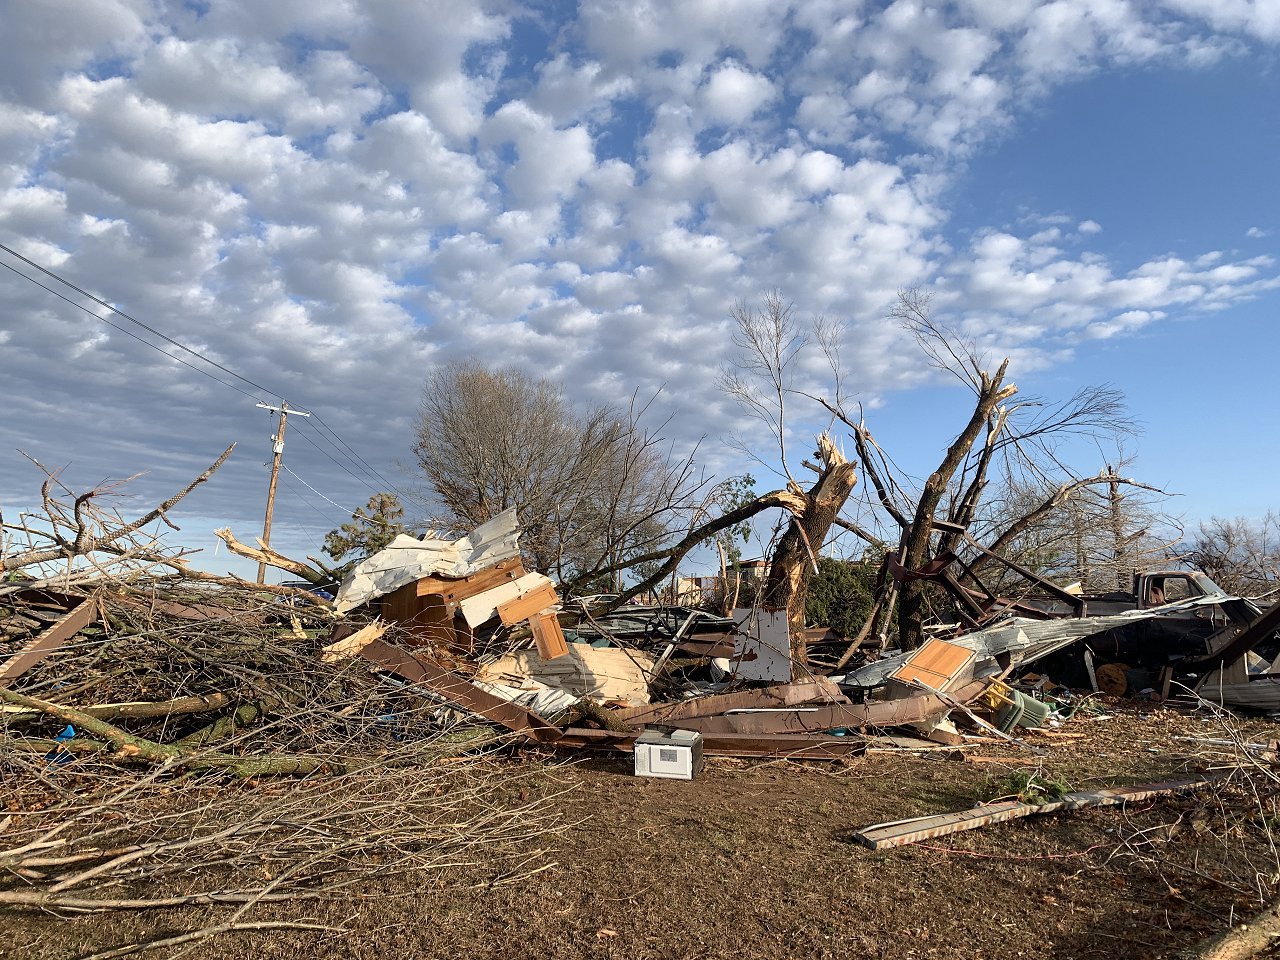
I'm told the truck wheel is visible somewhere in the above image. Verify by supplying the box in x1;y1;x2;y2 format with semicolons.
1096;662;1131;698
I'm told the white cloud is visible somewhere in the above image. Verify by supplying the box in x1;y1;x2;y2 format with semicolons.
700;60;777;125
0;0;1277;565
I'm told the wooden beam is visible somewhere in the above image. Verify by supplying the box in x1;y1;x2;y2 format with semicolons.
0;597;100;684
854;777;1215;849
497;581;559;626
614;678;848;725
357;637;564;741
552;726;865;759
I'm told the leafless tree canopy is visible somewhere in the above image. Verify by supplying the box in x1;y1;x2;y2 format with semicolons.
715;288;1169;648
1188;513;1280;598
413;361;703;585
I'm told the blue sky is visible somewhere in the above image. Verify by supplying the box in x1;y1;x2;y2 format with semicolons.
1;1;1278;582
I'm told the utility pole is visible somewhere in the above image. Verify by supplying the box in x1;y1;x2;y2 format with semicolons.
255;401;310;584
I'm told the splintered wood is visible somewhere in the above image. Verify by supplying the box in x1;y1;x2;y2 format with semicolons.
854;777;1215;849
376;555;568;660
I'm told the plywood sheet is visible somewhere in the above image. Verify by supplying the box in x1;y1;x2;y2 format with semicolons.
475;644;655;705
889;638;976;692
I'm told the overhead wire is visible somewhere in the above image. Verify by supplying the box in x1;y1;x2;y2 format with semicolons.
0;260;265;403
0;240;278;398
308;413;406;496
291;416;409;500
0;242;410;500
288;423;383;498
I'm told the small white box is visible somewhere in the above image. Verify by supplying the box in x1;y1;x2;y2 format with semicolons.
633;728;704;780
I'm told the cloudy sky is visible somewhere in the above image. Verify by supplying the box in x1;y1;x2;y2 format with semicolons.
1;0;1277;580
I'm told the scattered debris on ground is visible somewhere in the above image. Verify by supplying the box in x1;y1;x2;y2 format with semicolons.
8;461;1280;959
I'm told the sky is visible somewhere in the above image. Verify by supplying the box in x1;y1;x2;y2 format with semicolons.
1;0;1278;583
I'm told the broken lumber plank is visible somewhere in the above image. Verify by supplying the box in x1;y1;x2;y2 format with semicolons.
854;777;1216;850
320;620;388;663
0;597;100;684
357;637;564;741
497;581;559;626
659;678;990;736
458;572;555;627
552;725;865;759
411;556;525;601
664;696;946;736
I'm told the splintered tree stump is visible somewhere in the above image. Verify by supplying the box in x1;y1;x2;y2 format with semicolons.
763;433;858;667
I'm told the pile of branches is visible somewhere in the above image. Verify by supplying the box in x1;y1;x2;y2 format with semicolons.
5;582;445;775
0;455;568;958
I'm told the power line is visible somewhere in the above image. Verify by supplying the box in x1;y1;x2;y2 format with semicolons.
0;242;410;500
282;463;394;529
0;240;278;398
0;260;265;403
309;412;407;496
293;416;408;500
289;423;383;498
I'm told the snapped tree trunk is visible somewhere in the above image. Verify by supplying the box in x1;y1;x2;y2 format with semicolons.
897;361;1015;649
762;434;858;668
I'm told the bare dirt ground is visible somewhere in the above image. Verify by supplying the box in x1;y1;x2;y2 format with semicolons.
6;701;1280;960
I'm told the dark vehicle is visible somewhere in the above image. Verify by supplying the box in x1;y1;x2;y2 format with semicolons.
1026;569;1271;695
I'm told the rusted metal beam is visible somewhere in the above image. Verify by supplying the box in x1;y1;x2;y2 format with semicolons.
614;678;848;725
552;726;865;759
357;637;564;742
0;597;100;684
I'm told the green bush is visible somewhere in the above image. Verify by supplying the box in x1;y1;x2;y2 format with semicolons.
805;556;877;638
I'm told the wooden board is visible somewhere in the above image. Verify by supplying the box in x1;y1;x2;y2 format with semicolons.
458;572;555;627
497;581;560;626
854;777;1215;849
0;598;100;684
528;610;569;660
615;678;847;725
888;638;975;691
413;556;525;601
320;620;388;663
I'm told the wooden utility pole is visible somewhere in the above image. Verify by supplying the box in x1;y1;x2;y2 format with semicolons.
255;401;310;584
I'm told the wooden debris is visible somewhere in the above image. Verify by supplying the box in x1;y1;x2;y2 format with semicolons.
475;644;654;705
528;609;569;660
319;620;388;663
854;777;1216;849
0;596;101;684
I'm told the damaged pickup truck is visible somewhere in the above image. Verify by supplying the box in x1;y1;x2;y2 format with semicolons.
1023;569;1275;698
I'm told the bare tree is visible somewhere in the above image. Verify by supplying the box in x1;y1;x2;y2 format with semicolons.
814;289;1152;646
413;361;703;585
1188;513;1280;598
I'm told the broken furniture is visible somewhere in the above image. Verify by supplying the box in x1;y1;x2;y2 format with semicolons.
336;509;568;660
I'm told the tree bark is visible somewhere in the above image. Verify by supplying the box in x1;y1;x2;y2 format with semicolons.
898;362;1015;648
762;434;858;667
1179;892;1280;960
